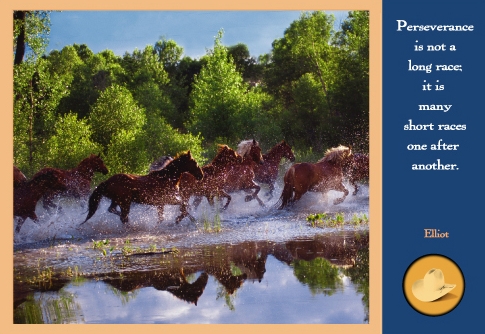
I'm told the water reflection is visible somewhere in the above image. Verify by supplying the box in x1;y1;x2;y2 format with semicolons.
14;231;369;324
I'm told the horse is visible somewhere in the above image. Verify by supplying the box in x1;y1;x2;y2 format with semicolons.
33;154;109;210
278;145;353;209
14;169;67;233
13;165;27;188
223;139;266;207
252;140;295;199
81;151;203;225
343;153;369;195
179;145;243;215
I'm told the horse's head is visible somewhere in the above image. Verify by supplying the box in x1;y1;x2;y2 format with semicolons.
87;153;109;175
214;145;243;166
175;151;204;181
281;140;296;162
247;139;264;165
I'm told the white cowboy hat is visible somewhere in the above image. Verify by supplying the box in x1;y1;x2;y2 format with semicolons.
412;268;456;302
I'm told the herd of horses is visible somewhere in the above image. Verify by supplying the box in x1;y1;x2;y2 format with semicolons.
13;140;369;233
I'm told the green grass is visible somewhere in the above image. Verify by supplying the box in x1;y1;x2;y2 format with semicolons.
307;212;369;228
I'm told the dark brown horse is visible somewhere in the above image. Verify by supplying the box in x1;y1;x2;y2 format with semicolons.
14;169;67;233
343;153;369;195
278;145;353;209
33;154;109;210
13;165;27;188
179;145;243;214
82;151;203;225
223;139;265;207
253;140;295;199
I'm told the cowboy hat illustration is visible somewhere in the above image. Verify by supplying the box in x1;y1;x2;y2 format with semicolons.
412;268;456;302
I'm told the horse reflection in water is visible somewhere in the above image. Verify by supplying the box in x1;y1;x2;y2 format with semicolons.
343;152;369;196
82;151;203;225
104;269;209;305
278;145;353;209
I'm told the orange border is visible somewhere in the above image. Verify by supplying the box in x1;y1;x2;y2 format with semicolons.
2;1;382;333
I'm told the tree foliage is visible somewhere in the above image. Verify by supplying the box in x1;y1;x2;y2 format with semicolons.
13;10;369;181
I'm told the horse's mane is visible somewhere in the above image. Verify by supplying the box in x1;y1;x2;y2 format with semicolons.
237;140;258;157
318;145;351;164
149;156;174;172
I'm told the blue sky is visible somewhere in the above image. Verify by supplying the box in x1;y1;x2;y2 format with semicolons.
47;11;349;59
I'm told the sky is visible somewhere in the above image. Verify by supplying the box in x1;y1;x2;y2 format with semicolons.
47;11;350;59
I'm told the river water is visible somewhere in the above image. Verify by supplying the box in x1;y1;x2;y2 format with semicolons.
13;182;369;324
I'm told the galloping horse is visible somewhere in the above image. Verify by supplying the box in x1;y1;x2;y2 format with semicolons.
179;145;243;215
343;153;369;195
278;145;353;209
33;154;109;210
223;139;265;207
13;165;27;188
14;169;67;233
253;140;295;199
82;151;203;225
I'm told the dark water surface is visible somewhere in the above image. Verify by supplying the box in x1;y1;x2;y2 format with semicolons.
14;184;369;324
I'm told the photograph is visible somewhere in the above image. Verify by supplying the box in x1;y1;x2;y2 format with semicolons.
12;9;370;324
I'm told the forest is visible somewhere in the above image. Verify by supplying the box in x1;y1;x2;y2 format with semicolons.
13;10;369;180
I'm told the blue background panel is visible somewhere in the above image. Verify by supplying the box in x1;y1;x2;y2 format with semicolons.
383;1;484;333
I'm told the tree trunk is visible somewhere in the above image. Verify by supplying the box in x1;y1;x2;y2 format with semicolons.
14;11;27;65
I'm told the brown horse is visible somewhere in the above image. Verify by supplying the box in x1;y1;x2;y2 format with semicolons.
278;145;353;209
179;145;243;215
223;139;265;207
81;151;203;225
13;165;27;188
343;153;369;195
14;169;67;233
33;154;109;210
253;140;295;199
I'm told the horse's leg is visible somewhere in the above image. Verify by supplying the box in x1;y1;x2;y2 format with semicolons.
192;195;203;210
156;205;165;223
350;178;359;195
266;182;275;200
15;218;26;233
244;183;265;207
42;191;59;212
333;183;349;205
175;203;196;224
220;191;232;210
108;200;121;216
118;201;131;224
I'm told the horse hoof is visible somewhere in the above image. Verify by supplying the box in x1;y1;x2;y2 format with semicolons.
244;195;253;202
333;199;344;205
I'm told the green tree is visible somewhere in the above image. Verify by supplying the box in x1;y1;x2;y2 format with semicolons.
331;11;369;151
14;58;69;174
89;84;146;148
13;11;52;64
188;30;264;144
36;113;102;170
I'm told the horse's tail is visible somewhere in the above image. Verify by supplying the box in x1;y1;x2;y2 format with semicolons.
82;181;107;224
278;167;295;209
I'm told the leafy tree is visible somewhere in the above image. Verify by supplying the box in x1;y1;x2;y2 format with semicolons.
13;11;52;64
35;113;102;170
188;30;265;143
331;11;369;151
89;84;146;148
14;58;69;174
